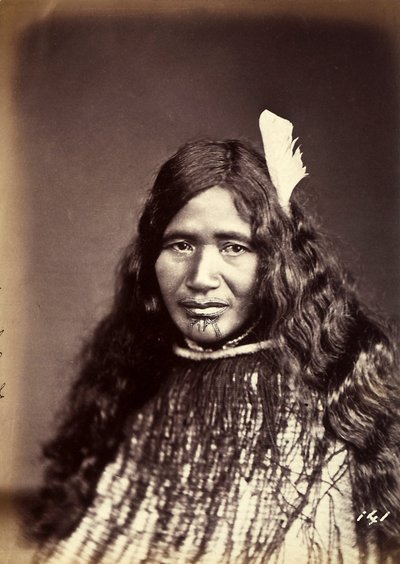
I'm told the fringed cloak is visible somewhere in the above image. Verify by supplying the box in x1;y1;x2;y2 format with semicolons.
40;343;375;563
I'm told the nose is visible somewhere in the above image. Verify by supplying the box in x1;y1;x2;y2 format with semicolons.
185;246;221;292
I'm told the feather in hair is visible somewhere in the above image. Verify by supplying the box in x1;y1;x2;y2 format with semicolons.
259;109;308;211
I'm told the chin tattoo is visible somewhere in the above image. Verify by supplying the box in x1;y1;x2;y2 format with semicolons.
189;317;222;339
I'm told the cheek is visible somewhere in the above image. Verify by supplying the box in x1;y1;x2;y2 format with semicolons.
155;255;183;302
232;258;258;299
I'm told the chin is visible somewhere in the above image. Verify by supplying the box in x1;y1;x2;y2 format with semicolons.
186;328;222;343
182;319;243;346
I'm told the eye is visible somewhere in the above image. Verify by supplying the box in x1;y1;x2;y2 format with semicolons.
221;243;249;256
169;241;194;254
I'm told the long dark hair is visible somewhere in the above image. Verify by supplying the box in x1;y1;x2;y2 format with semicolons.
28;139;400;556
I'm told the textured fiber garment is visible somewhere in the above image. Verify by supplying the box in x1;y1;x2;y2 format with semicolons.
42;343;375;564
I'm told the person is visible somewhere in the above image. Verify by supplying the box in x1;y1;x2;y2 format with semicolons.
27;111;399;563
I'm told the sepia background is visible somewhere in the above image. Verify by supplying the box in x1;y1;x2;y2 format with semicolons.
1;0;399;560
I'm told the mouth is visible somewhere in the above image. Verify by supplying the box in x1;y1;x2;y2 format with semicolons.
179;298;230;319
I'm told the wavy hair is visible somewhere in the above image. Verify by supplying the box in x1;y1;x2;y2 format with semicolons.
28;139;400;557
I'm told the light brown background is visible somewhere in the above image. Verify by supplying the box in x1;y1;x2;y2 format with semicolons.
1;0;399;559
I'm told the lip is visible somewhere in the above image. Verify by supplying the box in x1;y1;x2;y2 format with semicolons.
179;298;230;319
180;298;229;308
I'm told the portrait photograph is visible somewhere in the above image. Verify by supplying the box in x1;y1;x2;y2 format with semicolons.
1;1;399;562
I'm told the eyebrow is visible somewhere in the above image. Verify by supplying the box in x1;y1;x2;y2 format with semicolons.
162;230;253;245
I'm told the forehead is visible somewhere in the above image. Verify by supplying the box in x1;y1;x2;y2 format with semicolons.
164;186;251;237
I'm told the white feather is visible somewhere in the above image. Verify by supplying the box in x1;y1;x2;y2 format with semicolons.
259;109;308;210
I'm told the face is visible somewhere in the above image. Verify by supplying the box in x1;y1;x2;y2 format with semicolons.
155;186;258;346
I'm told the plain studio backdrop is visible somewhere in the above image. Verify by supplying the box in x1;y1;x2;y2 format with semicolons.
0;2;399;502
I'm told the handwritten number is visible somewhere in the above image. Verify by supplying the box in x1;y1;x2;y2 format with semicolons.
357;510;390;525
